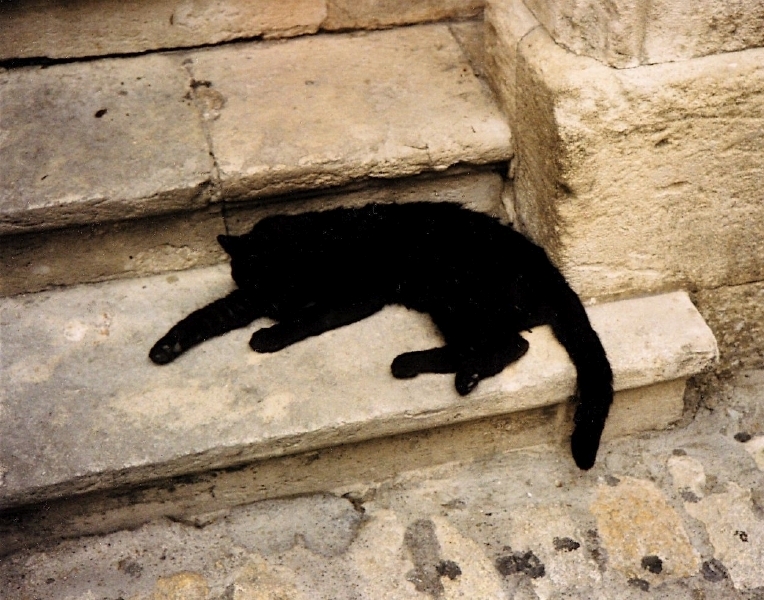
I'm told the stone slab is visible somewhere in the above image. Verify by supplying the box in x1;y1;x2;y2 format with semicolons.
520;0;764;68
0;207;227;297
0;170;504;297
485;0;764;300
0;0;327;61
4;369;764;598
185;24;512;201
0;265;716;509
223;169;507;237
322;0;483;31
0;53;214;235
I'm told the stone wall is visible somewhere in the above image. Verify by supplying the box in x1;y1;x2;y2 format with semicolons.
485;0;764;371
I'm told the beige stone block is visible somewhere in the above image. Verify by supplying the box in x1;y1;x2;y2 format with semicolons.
323;0;482;31
694;281;764;372
185;24;512;202
0;53;213;235
590;477;701;579
0;208;227;297
521;0;764;68
0;0;327;61
486;0;764;300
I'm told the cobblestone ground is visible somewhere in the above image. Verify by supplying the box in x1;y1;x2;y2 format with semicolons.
2;370;763;600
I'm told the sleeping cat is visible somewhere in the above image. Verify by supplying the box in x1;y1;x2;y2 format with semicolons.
150;202;613;469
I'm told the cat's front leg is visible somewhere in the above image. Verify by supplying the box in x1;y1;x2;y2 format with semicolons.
150;289;260;364
453;334;530;395
249;299;386;353
391;346;458;379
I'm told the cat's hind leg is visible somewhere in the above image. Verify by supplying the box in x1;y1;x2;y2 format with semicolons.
150;289;260;364
391;346;458;379
249;299;386;352
454;334;530;395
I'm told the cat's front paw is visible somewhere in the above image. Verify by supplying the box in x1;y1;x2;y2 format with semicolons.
149;338;183;365
390;353;420;379
249;328;286;353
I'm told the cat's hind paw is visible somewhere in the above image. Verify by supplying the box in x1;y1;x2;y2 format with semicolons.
455;371;481;396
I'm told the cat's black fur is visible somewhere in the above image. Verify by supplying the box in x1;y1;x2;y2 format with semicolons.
150;202;613;469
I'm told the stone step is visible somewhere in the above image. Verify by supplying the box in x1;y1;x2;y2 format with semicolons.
0;22;511;295
0;264;717;513
0;0;484;61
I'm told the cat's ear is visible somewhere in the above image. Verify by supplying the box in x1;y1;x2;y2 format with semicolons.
217;234;239;255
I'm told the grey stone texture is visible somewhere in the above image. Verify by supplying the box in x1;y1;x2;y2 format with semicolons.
187;25;511;202
0;53;214;235
0;265;715;510
3;369;764;599
522;0;764;68
0;0;484;61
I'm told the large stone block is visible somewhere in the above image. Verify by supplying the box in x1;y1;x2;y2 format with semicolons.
0;53;213;235
485;0;764;301
323;0;482;30
0;0;326;60
185;25;511;203
521;0;764;68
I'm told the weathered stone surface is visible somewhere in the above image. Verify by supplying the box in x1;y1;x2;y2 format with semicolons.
186;25;512;202
324;0;482;30
685;482;764;590
0;0;327;60
223;169;507;236
668;454;707;499
520;0;764;68
0;53;213;235
485;0;764;301
1;208;227;297
1;170;503;297
0;264;716;509
590;477;700;579
694;281;764;372
151;571;209;600
4;369;764;600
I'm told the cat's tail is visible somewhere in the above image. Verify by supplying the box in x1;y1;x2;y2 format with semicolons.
548;284;613;470
149;289;259;365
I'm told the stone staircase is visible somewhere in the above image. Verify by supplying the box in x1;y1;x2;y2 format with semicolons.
0;2;721;561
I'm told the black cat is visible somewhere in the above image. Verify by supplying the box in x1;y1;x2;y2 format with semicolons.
150;202;613;469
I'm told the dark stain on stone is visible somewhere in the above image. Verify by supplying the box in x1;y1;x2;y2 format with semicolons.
436;560;462;580
404;518;460;598
441;499;466;510
605;475;621;487
628;577;650;591
117;558;143;578
190;79;212;89
94;108;107;118
701;558;729;582
680;490;701;503
585;529;608;572
641;555;663;574
553;536;581;552
735;530;749;542
735;432;752;442
495;547;545;579
672;448;687;456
